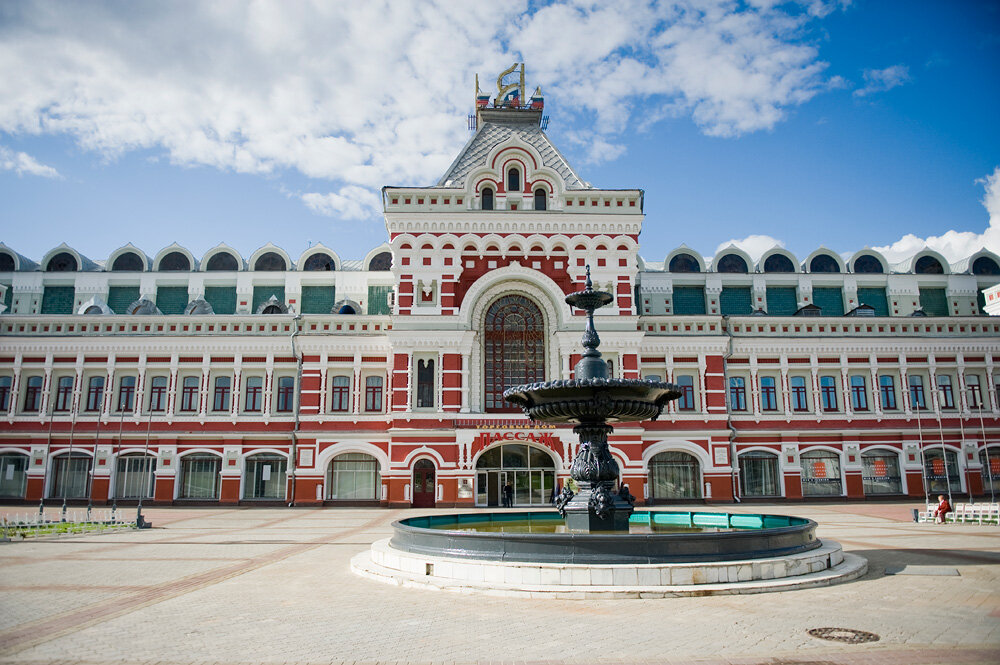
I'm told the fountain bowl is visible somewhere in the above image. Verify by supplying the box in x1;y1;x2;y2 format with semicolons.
503;378;681;424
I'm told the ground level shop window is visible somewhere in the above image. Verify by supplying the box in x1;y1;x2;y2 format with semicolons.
114;454;156;499
980;448;1000;493
923;449;961;494
862;451;903;495
327;453;381;500
0;453;28;498
49;453;91;499
739;451;780;497
179;454;221;499
648;451;701;500
244;454;287;500
475;443;555;507
801;450;843;496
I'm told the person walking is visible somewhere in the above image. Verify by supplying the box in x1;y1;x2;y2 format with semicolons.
502;481;514;508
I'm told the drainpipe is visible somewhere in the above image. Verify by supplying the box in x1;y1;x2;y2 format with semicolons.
288;314;303;507
722;316;741;503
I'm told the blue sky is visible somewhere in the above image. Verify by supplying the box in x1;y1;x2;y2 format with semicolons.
1;0;998;267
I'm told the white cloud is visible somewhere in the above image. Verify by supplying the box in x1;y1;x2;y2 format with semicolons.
0;145;60;178
0;1;847;214
301;186;382;221
853;65;910;97
873;167;1000;264
714;234;785;261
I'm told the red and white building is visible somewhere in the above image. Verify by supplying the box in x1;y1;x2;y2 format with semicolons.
2;77;1000;508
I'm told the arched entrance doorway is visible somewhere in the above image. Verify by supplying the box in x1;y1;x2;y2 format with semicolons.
475;443;555;507
483;295;545;412
412;458;436;508
648;451;701;501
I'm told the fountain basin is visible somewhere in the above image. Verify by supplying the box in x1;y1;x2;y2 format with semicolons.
389;510;820;565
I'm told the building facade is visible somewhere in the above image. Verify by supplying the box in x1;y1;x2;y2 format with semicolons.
2;76;1000;508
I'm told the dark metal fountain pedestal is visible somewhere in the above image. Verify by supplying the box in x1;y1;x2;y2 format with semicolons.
504;266;681;532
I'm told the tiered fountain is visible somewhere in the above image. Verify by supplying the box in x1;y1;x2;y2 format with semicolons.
352;268;866;597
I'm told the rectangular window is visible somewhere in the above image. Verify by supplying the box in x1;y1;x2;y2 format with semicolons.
107;286;140;314
300;285;336;315
719;287;753;316
918;288;948;316
765;287;798;316
909;375;926;410
729;377;747;411
367;285;393;315
54;376;74;412
416;359;435;408
213;376;231;412
40;285;75;315
812;287;845;317
857;287;890;317
790;376;809;411
251;286;285;314
86;376;105;412
245;376;263;412
966;375;982;410
820;376;838;411
24;376;43;412
879;375;897;410
672;286;706;315
276;377;294;412
204;286;237;315
365;376;383;412
180;376;199;412
760;376;777;411
156;286;189;315
937;375;954;409
330;375;350;412
148;376;168;412
0;376;11;411
117;376;136;411
850;375;868;411
676;375;695;410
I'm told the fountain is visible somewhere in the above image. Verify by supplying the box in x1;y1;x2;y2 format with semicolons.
352;268;867;597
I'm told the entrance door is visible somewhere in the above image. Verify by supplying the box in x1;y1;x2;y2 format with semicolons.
412;459;436;508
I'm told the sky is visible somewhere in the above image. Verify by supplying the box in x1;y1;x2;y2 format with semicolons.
1;0;998;267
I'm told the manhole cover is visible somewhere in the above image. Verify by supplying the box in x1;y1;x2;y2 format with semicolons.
807;627;880;644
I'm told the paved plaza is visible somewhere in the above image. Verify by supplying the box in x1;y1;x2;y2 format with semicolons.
0;502;997;665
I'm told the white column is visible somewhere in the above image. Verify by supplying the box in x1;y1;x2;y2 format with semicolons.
870;354;882;417
230;355;242;420
956;354;969;415
899;354;911;415
841;354;852;418
460;352;470;413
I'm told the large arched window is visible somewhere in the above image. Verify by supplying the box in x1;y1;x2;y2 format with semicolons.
368;251;392;271
739;451;780;497
327;453;381;501
481;187;494;211
668;253;700;273
254;252;286;271
206;252;239;271
915;255;944;274
801;450;843;496
973;256;1000;275
853;255;884;274
475;443;555;506
484;295;545;412
111;252;144;271
0;453;28;498
114;454;156;499
648;451;701;500
809;254;840;273
716;254;748;273
304;252;336;271
179;454;221;499
158;251;191;271
46;252;78;272
49;452;91;499
979;448;1000;493
0;253;15;272
244;453;287;500
763;254;795;273
923;449;961;494
862;449;902;495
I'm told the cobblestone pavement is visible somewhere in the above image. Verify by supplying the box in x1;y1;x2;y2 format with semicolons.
1;502;998;665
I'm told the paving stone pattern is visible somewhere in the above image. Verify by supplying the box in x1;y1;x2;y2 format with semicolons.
0;502;998;665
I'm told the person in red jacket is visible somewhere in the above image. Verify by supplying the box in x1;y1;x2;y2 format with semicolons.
934;495;952;523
